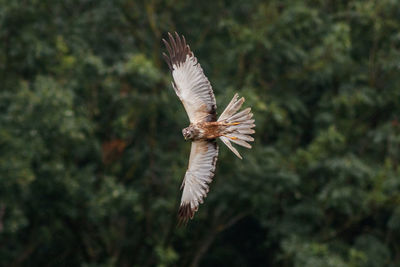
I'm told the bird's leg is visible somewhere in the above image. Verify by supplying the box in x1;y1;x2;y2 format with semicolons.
222;134;238;140
222;122;240;126
220;121;240;140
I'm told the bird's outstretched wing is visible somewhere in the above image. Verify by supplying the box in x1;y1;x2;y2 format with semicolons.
178;140;219;224
162;32;217;123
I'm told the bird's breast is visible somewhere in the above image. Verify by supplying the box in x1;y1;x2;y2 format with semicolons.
193;122;223;140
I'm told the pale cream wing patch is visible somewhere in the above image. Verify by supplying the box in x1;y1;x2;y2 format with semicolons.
178;140;219;224
163;32;217;123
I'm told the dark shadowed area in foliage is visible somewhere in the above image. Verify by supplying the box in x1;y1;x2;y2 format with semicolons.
1;0;400;266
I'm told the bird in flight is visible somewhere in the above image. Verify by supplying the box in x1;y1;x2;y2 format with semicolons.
162;32;255;224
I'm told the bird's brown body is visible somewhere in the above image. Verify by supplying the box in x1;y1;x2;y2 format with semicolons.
182;121;241;141
184;122;224;141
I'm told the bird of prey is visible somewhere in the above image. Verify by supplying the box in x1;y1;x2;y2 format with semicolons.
162;32;255;224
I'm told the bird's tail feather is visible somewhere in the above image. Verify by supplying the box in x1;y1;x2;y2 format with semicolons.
218;93;255;159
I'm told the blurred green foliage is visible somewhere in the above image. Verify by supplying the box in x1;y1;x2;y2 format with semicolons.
1;0;400;266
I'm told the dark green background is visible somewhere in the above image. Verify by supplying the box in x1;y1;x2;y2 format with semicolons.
1;0;400;266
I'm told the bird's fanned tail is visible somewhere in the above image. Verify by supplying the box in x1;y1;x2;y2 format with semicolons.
218;94;255;159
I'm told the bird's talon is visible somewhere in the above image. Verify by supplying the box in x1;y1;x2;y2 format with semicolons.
224;135;238;140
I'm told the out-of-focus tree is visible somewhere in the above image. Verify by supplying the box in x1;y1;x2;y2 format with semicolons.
0;0;399;266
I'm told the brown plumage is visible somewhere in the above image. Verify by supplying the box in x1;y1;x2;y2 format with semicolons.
162;32;256;224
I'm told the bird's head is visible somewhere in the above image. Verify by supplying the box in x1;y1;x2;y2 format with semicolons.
182;126;195;140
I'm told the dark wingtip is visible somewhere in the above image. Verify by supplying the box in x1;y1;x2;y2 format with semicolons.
177;203;195;226
162;52;172;70
162;32;192;70
168;32;177;51
182;35;187;49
